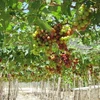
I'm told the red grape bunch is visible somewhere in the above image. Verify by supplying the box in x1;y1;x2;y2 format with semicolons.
60;52;71;68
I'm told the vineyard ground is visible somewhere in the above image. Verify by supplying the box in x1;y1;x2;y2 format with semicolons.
4;85;100;100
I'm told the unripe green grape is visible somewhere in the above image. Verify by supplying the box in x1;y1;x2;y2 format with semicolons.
79;7;85;12
84;11;89;17
33;44;36;47
82;15;87;19
78;11;83;15
61;25;71;33
88;9;92;13
79;6;84;11
32;33;37;37
83;20;89;25
32;31;39;37
79;4;86;11
73;22;78;26
77;25;81;30
65;25;71;30
80;23;85;28
61;29;66;33
77;16;82;21
60;37;64;41
60;36;71;41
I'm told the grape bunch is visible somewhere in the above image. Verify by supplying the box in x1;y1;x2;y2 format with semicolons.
33;29;52;46
73;4;92;31
48;51;72;68
60;24;73;36
48;51;78;70
46;65;62;74
33;22;79;72
33;23;74;46
33;23;63;46
60;53;71;68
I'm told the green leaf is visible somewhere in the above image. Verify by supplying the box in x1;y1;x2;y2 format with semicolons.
49;6;57;11
34;18;52;32
29;0;41;11
27;14;36;25
0;0;5;9
0;32;4;48
6;23;14;31
0;11;11;30
61;0;71;16
7;0;15;6
17;2;23;9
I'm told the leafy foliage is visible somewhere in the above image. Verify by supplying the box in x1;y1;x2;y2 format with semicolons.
0;0;100;82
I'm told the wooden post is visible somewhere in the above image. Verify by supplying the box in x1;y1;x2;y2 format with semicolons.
0;80;3;100
8;79;11;100
56;77;61;100
13;79;19;100
88;70;92;100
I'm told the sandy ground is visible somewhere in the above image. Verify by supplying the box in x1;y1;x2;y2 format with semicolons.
16;88;74;100
16;88;41;100
3;85;100;100
16;93;40;100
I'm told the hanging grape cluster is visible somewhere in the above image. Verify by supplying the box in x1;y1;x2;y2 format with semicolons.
32;23;80;75
33;23;74;47
33;24;63;46
73;4;92;31
46;65;62;74
60;53;71;68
